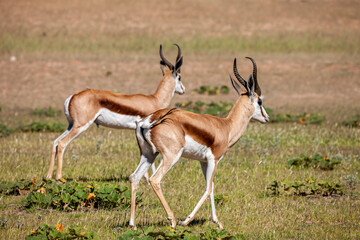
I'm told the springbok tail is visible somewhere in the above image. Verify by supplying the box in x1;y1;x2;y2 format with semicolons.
149;108;177;129
136;108;177;154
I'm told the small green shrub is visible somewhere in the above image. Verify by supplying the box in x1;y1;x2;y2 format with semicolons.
0;124;14;137
288;153;342;170
20;122;66;132
32;107;61;117
265;108;324;124
193;85;230;95
0;178;39;195
214;194;229;206
118;227;239;240
176;101;233;117
341;114;360;128
25;224;94;240
23;179;142;211
266;178;343;197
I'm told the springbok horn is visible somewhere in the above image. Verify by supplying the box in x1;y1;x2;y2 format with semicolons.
233;58;247;88
245;57;261;96
174;43;182;62
159;45;174;70
173;43;182;73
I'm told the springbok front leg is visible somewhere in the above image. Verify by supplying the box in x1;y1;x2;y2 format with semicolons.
179;159;217;227
129;153;157;229
200;162;223;229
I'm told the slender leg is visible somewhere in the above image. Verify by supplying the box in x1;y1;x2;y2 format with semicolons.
200;162;223;229
55;123;91;180
151;163;156;173
179;159;217;226
46;128;70;179
129;153;157;229
148;150;183;229
144;171;150;184
142;161;158;184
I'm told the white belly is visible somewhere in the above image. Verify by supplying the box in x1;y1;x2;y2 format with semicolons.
182;135;213;161
95;108;141;129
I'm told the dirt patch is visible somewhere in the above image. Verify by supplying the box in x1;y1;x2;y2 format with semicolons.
1;54;359;115
0;0;359;120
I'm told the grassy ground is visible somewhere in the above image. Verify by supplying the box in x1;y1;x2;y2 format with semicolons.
1;0;360;239
0;111;359;239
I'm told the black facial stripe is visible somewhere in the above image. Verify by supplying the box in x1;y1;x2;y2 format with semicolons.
260;107;266;118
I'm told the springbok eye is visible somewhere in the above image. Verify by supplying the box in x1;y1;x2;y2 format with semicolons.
178;75;181;81
258;98;262;105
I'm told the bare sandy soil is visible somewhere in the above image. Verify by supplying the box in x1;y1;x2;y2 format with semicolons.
0;0;359;119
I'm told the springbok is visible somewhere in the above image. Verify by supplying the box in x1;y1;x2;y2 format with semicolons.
46;44;184;180
128;57;269;229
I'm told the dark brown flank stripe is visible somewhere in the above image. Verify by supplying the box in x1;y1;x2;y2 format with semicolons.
99;99;147;117
182;122;214;147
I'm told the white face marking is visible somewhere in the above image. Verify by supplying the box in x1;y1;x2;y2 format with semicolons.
95;108;141;129
174;74;185;95
251;96;269;123
182;135;214;161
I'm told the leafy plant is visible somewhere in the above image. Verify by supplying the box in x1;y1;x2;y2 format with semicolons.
193;85;229;95
25;224;94;239
0;124;14;137
23;179;142;211
341;114;360;128
266;178;343;197
118;226;240;239
265;108;324;124
288;153;342;170
176;101;233;117
19;122;66;132
32;107;61;117
0;178;39;195
214;194;229;206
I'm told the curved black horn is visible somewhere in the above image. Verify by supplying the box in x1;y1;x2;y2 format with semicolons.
245;57;261;96
173;43;182;62
159;45;174;70
233;58;247;88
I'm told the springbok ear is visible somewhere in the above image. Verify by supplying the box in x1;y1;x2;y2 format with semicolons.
229;74;242;96
247;74;255;101
174;56;183;73
160;60;166;75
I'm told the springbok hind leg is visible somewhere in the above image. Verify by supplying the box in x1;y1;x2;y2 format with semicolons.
46;128;71;179
148;151;182;229
55;124;91;180
143;162;158;184
129;153;157;229
179;159;217;227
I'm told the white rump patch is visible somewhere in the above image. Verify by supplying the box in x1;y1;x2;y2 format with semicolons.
63;95;73;124
95;108;141;129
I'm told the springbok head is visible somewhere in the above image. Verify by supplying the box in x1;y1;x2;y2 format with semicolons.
229;57;269;123
159;43;185;95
